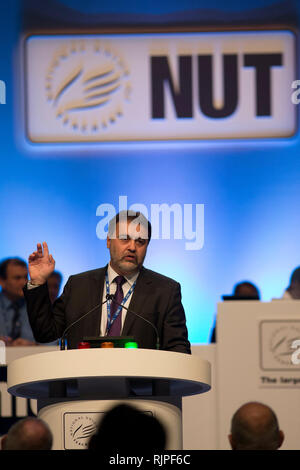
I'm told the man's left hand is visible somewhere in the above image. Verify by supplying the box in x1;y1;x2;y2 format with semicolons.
11;338;37;346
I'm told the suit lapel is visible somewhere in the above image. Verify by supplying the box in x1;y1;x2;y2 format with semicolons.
122;267;153;336
82;267;107;337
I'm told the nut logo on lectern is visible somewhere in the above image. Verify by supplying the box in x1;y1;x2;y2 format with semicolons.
260;321;300;370
269;325;300;366
69;415;98;448
45;40;131;134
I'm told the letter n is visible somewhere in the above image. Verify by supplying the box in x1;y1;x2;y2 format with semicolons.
151;56;193;118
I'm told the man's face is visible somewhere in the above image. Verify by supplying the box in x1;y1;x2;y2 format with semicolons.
107;219;149;276
0;263;28;300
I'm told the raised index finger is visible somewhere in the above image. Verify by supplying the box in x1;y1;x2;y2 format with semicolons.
42;241;49;257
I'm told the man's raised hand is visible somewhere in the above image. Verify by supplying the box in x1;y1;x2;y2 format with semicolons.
28;242;55;285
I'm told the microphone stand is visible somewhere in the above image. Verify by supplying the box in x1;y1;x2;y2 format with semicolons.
106;294;160;350
59;299;109;350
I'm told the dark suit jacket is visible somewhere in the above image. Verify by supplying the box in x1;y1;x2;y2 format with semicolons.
24;266;191;354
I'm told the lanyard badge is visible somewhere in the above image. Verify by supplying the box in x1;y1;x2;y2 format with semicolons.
105;271;136;332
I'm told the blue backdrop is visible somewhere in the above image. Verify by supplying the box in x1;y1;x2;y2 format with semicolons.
0;0;299;343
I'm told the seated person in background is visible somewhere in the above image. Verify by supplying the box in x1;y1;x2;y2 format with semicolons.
47;270;63;304
88;403;166;452
228;401;284;450
210;281;260;343
1;417;53;450
282;266;300;299
0;258;36;346
231;281;260;300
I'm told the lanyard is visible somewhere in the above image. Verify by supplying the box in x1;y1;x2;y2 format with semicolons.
105;271;136;332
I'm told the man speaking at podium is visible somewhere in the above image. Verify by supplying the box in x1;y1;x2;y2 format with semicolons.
24;211;191;354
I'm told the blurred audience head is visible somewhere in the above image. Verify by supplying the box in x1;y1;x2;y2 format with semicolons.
286;266;300;299
233;281;260;300
2;417;53;450
88;403;166;452
47;270;63;303
229;401;284;450
0;258;28;301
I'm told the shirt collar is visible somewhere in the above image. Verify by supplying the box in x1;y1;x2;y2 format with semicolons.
0;291;25;309
107;262;139;287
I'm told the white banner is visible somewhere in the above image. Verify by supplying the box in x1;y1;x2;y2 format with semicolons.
24;30;296;142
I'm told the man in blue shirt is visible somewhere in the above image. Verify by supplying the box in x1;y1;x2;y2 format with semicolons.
0;258;36;346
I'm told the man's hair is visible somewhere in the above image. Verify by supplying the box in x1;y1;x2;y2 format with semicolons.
286;267;300;299
0;258;27;279
108;210;152;242
88;403;166;451
3;417;53;450
233;281;260;299
230;402;281;450
289;266;300;285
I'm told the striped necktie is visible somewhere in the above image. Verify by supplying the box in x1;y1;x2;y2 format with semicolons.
107;276;126;336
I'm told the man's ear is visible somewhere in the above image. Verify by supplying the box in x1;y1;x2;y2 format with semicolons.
228;433;235;450
278;430;284;449
1;434;7;450
107;236;111;249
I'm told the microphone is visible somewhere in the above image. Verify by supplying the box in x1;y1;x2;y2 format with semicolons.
106;293;160;350
59;298;109;350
